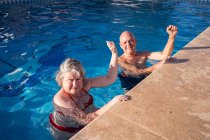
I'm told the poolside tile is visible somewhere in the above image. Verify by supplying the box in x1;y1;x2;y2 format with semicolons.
71;27;210;140
71;111;166;140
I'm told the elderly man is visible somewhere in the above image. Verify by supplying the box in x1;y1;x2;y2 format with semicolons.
118;25;178;90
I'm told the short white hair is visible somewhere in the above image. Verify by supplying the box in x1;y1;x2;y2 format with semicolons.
56;58;85;86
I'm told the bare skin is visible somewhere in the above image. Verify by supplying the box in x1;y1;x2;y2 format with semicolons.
118;25;178;76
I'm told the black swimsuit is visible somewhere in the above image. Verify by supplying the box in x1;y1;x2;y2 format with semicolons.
118;72;148;91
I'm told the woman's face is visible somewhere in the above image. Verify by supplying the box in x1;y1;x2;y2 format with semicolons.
62;71;83;95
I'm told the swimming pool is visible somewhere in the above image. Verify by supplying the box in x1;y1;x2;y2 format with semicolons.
0;0;210;139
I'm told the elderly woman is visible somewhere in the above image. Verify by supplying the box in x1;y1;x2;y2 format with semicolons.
49;41;128;140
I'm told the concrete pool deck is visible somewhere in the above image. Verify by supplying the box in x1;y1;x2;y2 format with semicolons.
71;27;210;140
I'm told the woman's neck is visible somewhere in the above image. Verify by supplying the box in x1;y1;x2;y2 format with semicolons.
62;88;80;98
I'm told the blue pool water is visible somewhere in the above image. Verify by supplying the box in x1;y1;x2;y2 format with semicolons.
0;0;210;139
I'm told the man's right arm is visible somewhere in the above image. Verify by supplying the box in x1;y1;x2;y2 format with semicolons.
118;57;151;75
118;57;165;75
144;59;166;73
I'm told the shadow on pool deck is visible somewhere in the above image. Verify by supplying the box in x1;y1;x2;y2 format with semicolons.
71;26;210;140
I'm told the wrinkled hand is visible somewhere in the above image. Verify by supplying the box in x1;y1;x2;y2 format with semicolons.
111;95;129;105
166;25;178;38
165;56;177;63
106;41;117;54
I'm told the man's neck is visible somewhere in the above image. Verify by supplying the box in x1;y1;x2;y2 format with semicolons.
124;52;136;58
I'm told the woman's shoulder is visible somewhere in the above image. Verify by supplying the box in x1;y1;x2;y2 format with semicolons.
53;90;74;108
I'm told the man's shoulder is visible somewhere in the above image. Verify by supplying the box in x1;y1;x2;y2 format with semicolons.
118;55;125;62
118;53;125;59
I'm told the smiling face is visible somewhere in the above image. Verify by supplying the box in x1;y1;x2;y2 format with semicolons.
56;58;86;95
119;31;137;56
62;70;83;95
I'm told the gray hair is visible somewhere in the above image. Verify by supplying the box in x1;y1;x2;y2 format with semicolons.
56;58;86;86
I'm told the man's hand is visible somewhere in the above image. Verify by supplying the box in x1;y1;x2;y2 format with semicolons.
110;95;129;105
167;25;178;38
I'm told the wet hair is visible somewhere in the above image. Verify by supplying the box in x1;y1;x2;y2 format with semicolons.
56;58;86;86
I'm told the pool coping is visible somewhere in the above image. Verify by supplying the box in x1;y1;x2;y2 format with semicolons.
71;26;210;140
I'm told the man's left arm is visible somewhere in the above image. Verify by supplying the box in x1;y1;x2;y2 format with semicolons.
148;25;178;60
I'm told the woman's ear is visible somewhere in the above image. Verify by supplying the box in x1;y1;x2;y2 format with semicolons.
83;78;86;83
59;75;64;87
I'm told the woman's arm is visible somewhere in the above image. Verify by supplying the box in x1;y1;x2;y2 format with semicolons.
86;41;118;88
54;95;128;126
54;103;97;126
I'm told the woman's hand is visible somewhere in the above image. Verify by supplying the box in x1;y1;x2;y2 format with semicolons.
106;41;117;54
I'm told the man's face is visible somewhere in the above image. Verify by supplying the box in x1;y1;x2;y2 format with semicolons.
120;32;136;55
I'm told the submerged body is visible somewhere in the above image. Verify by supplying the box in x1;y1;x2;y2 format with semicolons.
118;25;178;90
50;89;98;139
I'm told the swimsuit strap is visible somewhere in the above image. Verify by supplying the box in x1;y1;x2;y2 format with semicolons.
67;93;75;102
81;88;89;94
84;96;93;108
81;88;93;108
65;89;93;109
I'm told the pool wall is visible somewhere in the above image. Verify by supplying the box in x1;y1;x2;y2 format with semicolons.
70;26;210;139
